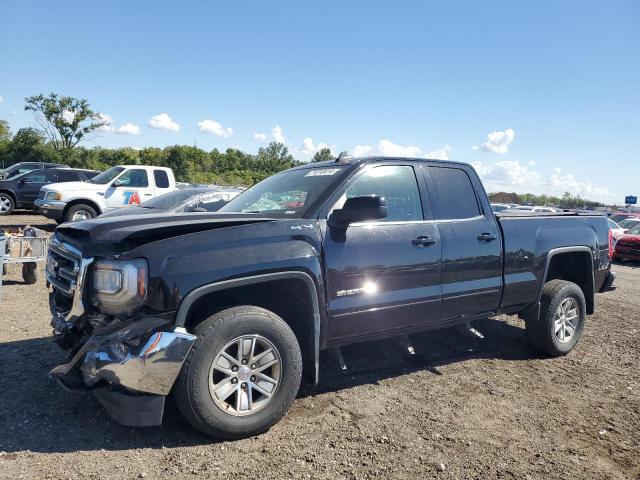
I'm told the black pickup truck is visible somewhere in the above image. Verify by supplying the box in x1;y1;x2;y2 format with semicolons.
46;156;615;439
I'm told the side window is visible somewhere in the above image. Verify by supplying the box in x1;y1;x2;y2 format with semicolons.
428;167;481;220
117;169;149;187
24;171;54;183
56;170;81;182
153;169;170;188
339;165;423;222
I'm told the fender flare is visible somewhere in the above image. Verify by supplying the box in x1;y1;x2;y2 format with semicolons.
525;246;594;321
175;271;322;384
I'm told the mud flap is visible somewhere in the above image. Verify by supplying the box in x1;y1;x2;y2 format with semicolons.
95;388;165;427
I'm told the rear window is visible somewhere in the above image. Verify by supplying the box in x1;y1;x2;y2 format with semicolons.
56;170;81;182
154;169;170;188
427;166;481;220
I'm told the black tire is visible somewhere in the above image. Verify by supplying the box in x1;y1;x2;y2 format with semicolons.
175;306;302;439
0;193;15;215
64;204;97;223
526;279;586;357
22;262;38;284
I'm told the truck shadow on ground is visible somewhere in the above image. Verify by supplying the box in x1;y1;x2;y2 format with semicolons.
0;317;536;454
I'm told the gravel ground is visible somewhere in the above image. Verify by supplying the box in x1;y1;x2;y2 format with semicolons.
0;214;638;479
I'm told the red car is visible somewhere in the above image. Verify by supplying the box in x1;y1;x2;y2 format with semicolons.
614;225;640;262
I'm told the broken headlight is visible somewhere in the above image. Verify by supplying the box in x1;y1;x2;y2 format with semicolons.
92;259;147;315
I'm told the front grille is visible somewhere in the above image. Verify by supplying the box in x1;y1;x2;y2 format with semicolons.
47;239;82;297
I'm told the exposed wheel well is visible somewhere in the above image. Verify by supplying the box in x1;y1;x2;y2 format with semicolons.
0;189;16;202
545;251;594;314
183;278;317;382
63;199;102;217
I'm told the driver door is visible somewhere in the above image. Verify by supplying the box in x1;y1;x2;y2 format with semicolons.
322;163;443;343
18;170;57;207
104;169;153;210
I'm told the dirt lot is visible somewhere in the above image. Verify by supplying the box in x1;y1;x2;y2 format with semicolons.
1;214;638;479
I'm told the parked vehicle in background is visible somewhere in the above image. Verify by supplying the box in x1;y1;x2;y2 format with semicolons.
0;168;98;215
617;218;640;232
613;225;640;262
0;162;70;180
491;203;511;212
98;186;243;218
508;205;560;213
46;156;615;439
35;165;176;223
608;219;626;241
609;212;640;224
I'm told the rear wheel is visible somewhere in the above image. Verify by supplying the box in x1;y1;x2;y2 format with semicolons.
65;204;97;222
175;306;302;439
526;279;586;356
0;193;15;215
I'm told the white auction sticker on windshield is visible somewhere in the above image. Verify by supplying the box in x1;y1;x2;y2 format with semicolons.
305;168;340;177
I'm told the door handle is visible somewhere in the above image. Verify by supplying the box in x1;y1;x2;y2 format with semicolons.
477;232;497;241
412;235;436;246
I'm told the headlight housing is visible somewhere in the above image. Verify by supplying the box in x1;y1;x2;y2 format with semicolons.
45;191;63;201
92;259;147;315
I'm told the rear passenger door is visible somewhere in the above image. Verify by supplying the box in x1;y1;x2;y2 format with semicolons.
153;169;172;197
423;165;502;320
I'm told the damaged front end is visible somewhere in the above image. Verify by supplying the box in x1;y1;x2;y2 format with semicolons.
47;237;195;426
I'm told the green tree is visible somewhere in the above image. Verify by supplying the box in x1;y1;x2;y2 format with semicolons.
256;142;295;173
312;147;333;162
24;93;108;150
0;119;11;141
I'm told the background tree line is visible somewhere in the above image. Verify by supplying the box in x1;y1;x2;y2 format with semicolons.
488;191;606;209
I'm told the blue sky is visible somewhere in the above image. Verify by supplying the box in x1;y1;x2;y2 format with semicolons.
1;0;638;203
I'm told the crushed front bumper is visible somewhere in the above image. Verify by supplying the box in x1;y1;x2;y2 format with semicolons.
50;317;195;426
35;199;67;219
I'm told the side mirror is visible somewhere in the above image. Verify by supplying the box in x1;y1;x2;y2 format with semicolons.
328;195;387;228
112;179;123;188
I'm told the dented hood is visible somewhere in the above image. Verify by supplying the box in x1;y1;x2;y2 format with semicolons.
56;212;275;244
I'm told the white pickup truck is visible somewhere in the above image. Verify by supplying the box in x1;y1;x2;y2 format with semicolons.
35;165;176;223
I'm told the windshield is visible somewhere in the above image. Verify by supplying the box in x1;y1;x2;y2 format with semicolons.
628;226;640;235
620;219;640;229
88;166;125;185
609;219;621;229
141;188;210;210
220;167;347;217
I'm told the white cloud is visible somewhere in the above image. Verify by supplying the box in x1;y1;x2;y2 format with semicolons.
300;137;330;156
0;95;4;103
61;109;75;124
352;144;375;157
426;145;452;160
148;113;180;132
197;118;233;138
378;139;423;158
97;113;114;132
253;132;267;141
272;125;285;144
474;128;515;154
471;159;614;203
116;122;141;135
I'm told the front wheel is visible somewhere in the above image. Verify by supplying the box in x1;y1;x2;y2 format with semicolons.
526;279;586;356
174;306;302;439
0;193;15;215
64;204;97;223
